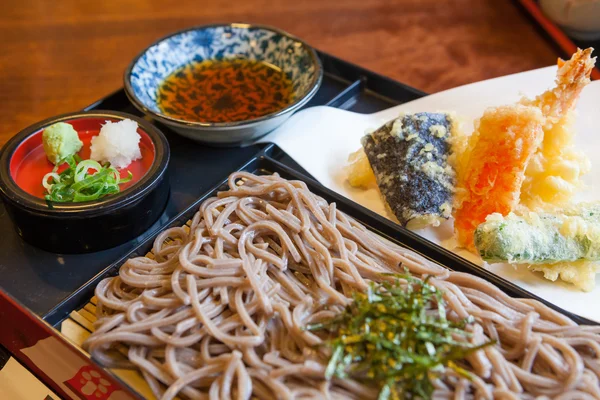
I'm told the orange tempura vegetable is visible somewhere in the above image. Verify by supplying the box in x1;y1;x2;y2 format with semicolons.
453;105;544;249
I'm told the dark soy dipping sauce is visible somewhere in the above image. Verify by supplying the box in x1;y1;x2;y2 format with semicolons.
156;59;295;123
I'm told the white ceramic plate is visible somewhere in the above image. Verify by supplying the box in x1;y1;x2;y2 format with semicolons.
260;66;600;322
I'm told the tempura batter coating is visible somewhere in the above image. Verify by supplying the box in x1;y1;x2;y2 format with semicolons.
453;105;544;249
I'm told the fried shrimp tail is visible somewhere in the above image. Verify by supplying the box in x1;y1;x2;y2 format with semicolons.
520;48;595;208
522;47;595;126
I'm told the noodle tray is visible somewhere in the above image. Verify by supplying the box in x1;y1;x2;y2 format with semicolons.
6;148;591;399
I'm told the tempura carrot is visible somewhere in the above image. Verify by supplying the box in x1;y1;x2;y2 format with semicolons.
453;105;544;249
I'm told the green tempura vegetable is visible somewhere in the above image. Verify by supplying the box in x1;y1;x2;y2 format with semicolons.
306;273;493;400
474;203;600;264
42;122;83;165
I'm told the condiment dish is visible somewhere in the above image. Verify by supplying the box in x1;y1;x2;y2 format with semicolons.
124;23;323;146
0;111;170;253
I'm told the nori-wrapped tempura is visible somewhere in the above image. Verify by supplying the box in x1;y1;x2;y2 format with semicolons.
361;112;455;228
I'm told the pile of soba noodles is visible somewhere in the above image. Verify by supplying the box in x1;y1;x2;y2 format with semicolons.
84;172;600;400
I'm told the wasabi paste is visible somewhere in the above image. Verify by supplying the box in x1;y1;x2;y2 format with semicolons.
42;122;83;165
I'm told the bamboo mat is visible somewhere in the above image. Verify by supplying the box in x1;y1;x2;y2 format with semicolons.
61;298;159;399
60;220;194;400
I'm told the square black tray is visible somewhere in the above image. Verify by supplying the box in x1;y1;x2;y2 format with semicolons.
0;50;425;317
45;149;596;331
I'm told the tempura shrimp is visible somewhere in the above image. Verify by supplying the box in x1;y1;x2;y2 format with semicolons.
453;48;595;249
521;47;595;126
520;48;595;208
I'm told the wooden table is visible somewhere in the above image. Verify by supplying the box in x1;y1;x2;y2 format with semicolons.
0;0;557;145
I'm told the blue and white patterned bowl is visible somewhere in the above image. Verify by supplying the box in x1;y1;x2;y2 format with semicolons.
124;23;323;146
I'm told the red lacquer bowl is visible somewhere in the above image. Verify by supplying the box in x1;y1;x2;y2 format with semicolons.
10;117;155;199
0;111;170;254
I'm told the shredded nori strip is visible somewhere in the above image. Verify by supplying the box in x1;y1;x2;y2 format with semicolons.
307;273;494;399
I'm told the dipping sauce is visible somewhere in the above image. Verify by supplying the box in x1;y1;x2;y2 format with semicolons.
156;59;295;123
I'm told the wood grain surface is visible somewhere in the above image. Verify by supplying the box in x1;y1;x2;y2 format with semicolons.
0;0;558;145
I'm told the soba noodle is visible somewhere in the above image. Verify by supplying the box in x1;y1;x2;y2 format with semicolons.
84;172;600;399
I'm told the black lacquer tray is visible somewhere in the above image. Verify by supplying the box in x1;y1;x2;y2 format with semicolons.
2;46;598;390
0;51;425;317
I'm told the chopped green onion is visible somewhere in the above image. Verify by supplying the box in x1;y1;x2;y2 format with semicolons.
74;159;102;183
42;155;134;203
42;172;61;191
108;166;120;184
119;171;133;184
